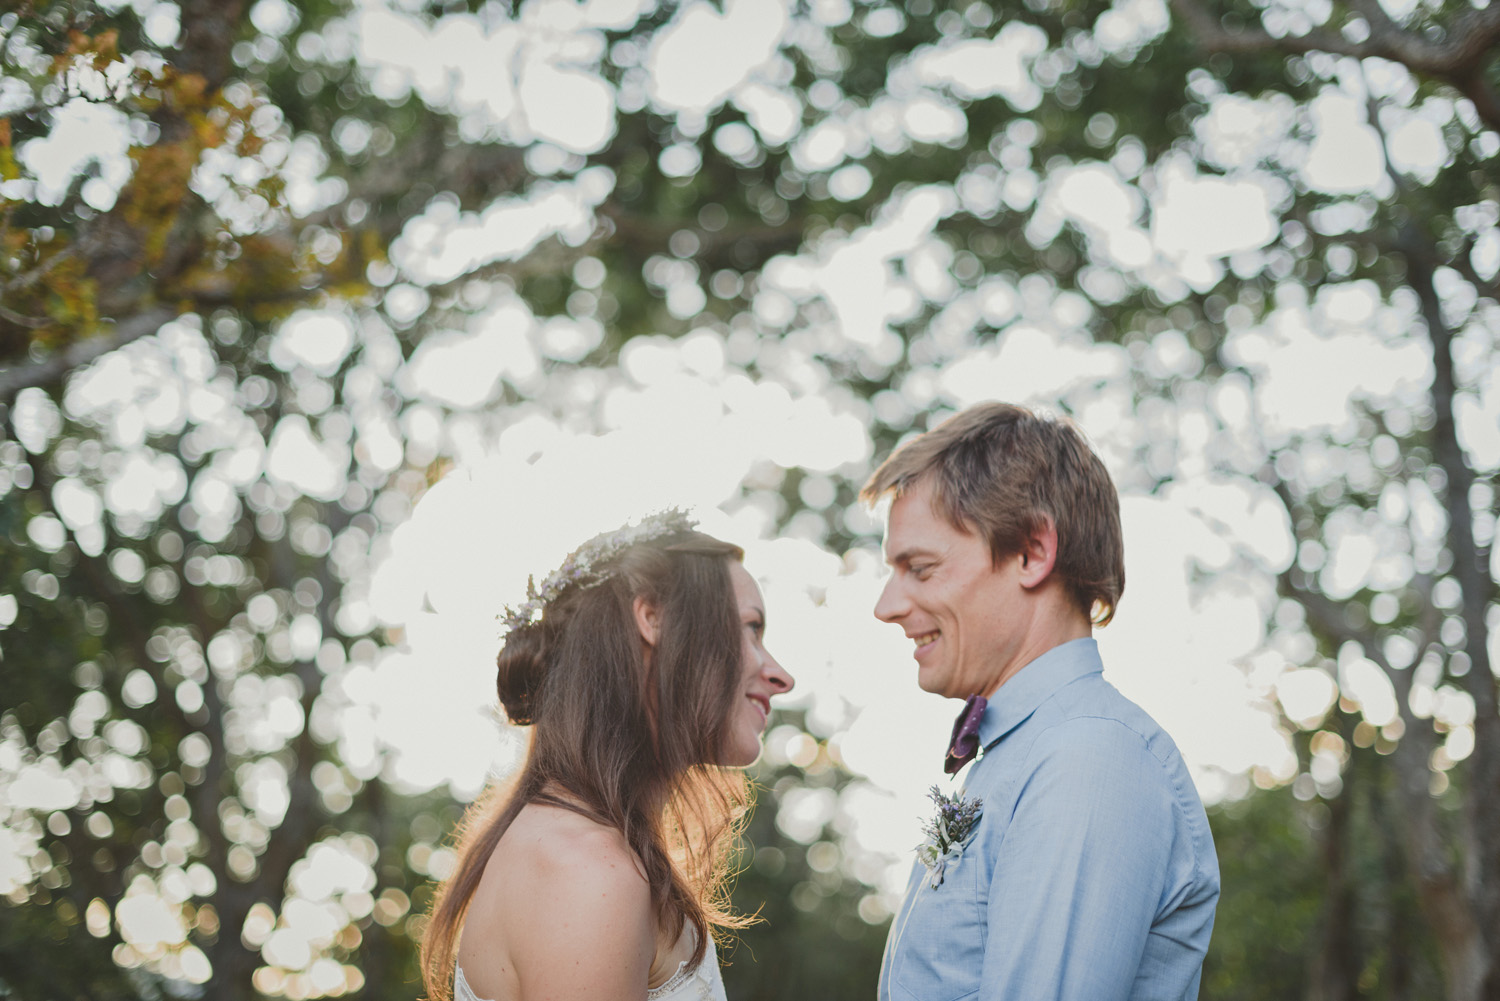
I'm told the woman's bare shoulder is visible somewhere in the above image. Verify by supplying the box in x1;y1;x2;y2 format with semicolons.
503;804;647;890
458;804;654;1000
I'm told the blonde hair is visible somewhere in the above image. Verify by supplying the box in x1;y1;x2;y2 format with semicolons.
862;402;1125;625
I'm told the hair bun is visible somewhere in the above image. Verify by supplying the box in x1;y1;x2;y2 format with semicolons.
496;624;548;726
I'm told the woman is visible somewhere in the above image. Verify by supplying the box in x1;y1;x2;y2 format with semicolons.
421;510;794;1001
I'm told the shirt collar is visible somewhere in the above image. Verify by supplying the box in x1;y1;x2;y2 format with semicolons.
977;637;1103;750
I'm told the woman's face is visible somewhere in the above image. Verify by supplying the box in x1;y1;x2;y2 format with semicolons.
723;562;794;766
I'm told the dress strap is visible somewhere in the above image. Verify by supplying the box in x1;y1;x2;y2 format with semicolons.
453;965;493;1001
646;958;694;999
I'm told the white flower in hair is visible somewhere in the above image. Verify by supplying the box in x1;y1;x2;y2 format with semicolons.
499;509;697;634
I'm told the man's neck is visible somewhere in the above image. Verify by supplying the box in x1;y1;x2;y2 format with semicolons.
982;615;1092;698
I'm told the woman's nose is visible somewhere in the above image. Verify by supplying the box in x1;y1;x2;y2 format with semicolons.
765;653;793;694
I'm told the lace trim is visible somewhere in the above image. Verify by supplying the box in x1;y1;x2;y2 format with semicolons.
454;964;490;1001
454;953;707;1001
646;958;694;999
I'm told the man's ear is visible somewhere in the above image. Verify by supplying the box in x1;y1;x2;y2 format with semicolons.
632;596;661;648
1017;517;1060;590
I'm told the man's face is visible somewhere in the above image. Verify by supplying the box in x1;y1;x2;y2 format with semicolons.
874;478;1028;700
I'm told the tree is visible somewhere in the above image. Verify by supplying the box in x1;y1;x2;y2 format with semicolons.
0;1;904;996
1;0;1498;999
1146;1;1500;996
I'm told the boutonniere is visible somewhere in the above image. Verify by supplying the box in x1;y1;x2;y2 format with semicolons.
915;785;983;889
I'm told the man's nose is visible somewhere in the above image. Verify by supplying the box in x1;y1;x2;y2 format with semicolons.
873;575;907;623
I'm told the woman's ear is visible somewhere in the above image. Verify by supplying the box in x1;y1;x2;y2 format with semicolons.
632;595;661;648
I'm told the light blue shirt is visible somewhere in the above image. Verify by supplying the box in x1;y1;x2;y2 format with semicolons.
879;638;1219;1001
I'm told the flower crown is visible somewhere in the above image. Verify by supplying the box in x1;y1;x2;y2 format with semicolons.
499;509;698;634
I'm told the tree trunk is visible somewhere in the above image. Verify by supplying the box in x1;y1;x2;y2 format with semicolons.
1401;226;1500;1000
1306;754;1359;1001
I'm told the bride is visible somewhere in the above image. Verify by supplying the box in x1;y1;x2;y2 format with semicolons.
421;511;794;1000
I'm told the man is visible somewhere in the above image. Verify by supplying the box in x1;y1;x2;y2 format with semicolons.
866;402;1219;1001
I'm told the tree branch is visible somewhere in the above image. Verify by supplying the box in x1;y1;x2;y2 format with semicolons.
0;306;177;403
249;510;346;903
173;0;249;92
0;242;84;303
301;121;530;242
1168;0;1500;131
1169;0;1364;60
599;201;807;272
0;304;52;329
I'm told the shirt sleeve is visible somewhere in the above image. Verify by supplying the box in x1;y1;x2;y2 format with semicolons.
978;715;1176;1001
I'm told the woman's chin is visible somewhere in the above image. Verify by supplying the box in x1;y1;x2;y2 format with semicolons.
721;736;763;768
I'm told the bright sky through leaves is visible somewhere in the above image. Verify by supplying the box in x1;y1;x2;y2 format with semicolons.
4;0;1498;986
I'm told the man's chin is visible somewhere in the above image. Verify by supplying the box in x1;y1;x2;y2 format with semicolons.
914;667;950;698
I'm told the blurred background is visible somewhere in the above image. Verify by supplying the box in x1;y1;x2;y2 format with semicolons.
1;0;1497;998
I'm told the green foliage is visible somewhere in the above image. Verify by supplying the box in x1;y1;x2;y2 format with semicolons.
1203;746;1450;1001
726;750;889;1001
1;0;1498;998
1201;786;1325;1000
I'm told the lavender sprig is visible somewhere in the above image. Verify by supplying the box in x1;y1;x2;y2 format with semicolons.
915;784;983;889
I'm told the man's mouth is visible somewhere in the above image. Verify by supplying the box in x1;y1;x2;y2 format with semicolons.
912;631;939;653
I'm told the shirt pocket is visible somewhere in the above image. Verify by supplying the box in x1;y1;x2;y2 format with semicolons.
891;849;985;1001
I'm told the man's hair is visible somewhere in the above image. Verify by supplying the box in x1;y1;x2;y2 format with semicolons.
861;402;1125;625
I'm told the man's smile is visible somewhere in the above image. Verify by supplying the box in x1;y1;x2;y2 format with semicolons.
911;631;940;655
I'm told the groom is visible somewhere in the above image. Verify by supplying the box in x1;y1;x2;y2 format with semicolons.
864;402;1219;1001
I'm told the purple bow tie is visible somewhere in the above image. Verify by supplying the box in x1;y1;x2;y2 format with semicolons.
944;694;987;774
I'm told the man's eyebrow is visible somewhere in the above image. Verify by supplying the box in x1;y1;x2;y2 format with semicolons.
886;547;940;567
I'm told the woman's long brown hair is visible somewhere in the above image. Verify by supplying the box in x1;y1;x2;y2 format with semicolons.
420;532;752;1000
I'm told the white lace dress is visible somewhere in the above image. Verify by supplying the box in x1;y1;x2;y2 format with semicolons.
454;935;727;1001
